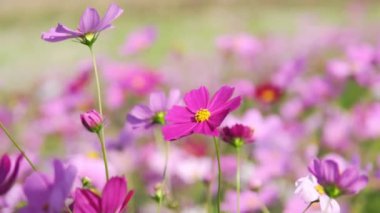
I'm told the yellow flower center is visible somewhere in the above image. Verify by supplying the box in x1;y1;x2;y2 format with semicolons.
261;89;275;103
86;151;99;159
315;184;325;195
194;108;211;122
84;33;95;42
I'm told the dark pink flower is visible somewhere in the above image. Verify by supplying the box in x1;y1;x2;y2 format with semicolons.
41;4;123;46
254;83;282;104
220;123;254;148
80;109;103;133
74;176;134;213
0;154;22;195
162;86;241;141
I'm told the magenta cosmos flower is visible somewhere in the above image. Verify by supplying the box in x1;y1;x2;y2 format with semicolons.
41;3;123;46
162;86;241;141
220;123;254;148
74;176;134;213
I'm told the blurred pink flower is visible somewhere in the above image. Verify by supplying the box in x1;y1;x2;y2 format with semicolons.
121;26;157;55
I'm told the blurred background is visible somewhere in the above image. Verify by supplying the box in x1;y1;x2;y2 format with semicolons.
1;0;380;91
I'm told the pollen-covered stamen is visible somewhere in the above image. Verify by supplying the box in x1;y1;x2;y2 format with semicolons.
261;89;275;103
315;184;325;195
84;33;95;42
194;108;211;122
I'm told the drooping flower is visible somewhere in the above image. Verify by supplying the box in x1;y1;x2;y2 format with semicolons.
20;160;77;212
0;154;22;196
74;176;134;213
220;124;254;148
127;89;180;129
41;3;123;46
162;86;241;141
80;109;103;133
254;83;282;104
295;158;368;213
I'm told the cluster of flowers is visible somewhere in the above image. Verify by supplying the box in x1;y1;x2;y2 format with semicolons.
0;2;378;213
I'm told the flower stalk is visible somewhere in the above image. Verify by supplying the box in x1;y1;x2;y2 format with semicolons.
0;121;37;171
213;137;222;213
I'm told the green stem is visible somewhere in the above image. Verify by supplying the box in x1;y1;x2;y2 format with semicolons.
96;131;109;180
0;121;37;171
89;47;109;181
213;137;222;213
89;47;104;116
261;204;271;213
236;148;241;213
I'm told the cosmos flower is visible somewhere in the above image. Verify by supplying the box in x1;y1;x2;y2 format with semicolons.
20;160;77;212
121;26;157;55
80;109;103;133
127;89;180;129
162;86;241;141
0;154;22;196
295;158;368;213
220;124;254;148
254;83;282;104
41;3;123;46
73;176;134;213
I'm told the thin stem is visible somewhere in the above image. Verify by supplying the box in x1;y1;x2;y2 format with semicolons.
89;47;103;116
0;121;37;171
96;131;109;180
213;137;222;213
162;141;169;182
260;203;271;213
236;148;241;213
89;47;109;181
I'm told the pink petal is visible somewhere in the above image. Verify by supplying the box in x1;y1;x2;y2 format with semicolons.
79;8;101;33
162;122;197;141
184;86;209;112
74;189;100;213
97;3;124;32
208;86;234;111
165;106;193;123
101;177;128;213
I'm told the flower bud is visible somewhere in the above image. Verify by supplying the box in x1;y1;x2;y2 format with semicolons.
80;110;103;133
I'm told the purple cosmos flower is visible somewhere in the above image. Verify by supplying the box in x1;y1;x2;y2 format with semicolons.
127;89;180;129
74;176;134;213
220;123;254;148
41;3;123;46
308;158;368;196
0;154;22;196
20;160;77;212
80;109;103;133
162;86;241;141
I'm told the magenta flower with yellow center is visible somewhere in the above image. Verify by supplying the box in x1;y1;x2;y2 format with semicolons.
162;86;241;141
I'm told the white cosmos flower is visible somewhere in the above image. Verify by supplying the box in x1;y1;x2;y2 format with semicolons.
295;175;340;213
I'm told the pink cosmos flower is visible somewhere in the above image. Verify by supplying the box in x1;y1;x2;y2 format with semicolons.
41;4;123;45
121;26;157;55
74;176;134;213
162;86;241;141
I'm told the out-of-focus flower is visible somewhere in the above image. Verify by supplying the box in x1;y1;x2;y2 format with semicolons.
127;89;180;129
163;86;241;141
216;33;261;59
0;154;22;196
80;109;103;133
220;124;254;148
254;83;282;104
122;26;157;55
295;158;368;213
74;176;134;213
41;4;123;46
20;160;77;212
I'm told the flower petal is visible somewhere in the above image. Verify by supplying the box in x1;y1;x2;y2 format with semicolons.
319;195;340;213
41;24;81;42
208;86;234;111
183;86;209;112
101;177;128;213
79;8;101;33
96;3;124;32
0;154;22;195
149;91;166;112
162;122;197;141
339;167;368;194
165;106;193;123
73;189;100;213
0;154;11;184
193;122;218;136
